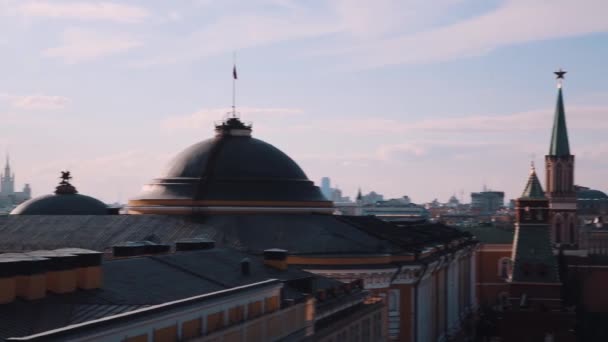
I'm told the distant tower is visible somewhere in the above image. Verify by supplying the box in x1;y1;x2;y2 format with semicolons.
1;155;15;195
510;164;562;308
545;70;577;245
320;177;331;200
23;184;31;198
356;188;363;204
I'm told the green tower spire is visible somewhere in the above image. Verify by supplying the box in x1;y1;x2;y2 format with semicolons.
548;70;570;156
521;163;545;199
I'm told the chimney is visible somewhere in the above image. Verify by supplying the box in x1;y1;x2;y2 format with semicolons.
55;248;103;290
16;255;49;300
26;251;78;294
0;254;52;303
175;238;215;252
263;249;288;271
112;241;170;258
0;256;18;304
241;258;251;276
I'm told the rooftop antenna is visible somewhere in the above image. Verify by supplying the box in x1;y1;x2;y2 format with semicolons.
232;51;238;118
530;153;536;173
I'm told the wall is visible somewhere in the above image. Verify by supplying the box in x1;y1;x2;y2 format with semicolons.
476;244;511;308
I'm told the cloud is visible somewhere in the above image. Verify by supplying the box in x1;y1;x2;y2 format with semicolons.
135;9;339;67
291;105;608;136
0;93;70;110
131;0;608;68
15;1;149;23
161;106;303;131
335;0;608;68
44;28;142;63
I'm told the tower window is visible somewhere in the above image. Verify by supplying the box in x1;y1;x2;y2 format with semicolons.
569;222;576;244
498;257;512;279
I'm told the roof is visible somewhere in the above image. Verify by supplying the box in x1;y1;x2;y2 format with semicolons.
549;87;571;156
0;248;341;341
577;188;608;200
511;225;560;283
458;226;514;244
0;214;472;257
130;117;328;205
336;216;474;252
10;194;108;215
521;166;545;199
0;214;399;254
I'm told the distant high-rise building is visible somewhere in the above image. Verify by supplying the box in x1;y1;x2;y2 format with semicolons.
361;191;383;205
471;190;504;215
0;155;31;209
320;177;331;200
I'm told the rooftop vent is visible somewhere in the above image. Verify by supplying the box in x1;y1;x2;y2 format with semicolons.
0;248;103;304
55;248;103;290
241;258;251;276
27;250;79;294
263;248;288;271
112;241;171;257
175;238;215;252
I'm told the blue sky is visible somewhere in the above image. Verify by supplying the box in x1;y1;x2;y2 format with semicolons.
1;0;607;204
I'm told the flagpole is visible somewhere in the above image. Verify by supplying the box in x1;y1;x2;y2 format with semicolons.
232;52;236;117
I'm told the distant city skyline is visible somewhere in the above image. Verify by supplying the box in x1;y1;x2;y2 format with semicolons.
1;0;608;203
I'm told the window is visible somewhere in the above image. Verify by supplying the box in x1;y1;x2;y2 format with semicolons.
498;257;511;279
388;289;399;312
228;305;245;324
554;217;563;243
569;222;576;244
206;312;224;334
248;300;263;319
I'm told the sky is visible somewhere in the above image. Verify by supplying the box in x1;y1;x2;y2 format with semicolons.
1;0;608;204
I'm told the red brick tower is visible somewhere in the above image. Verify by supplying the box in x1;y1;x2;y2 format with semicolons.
545;70;577;246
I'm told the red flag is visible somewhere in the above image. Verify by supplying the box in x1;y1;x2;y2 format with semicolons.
233;65;237;80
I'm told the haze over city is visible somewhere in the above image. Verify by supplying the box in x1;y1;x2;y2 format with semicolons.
1;0;608;203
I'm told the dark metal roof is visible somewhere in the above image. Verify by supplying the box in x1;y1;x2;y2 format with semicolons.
10;194;108;215
336;216;473;252
0;214;472;258
0;248;341;341
511;225;560;283
458;226;514;244
521;167;545;199
0;214;400;254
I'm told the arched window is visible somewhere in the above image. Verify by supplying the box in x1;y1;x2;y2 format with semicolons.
554;216;563;244
498;257;511;279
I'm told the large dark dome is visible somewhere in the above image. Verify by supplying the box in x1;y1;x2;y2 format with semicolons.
128;117;331;214
11;176;108;215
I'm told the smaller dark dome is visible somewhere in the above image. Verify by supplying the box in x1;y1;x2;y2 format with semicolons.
11;193;108;215
577;188;608;200
11;171;108;215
